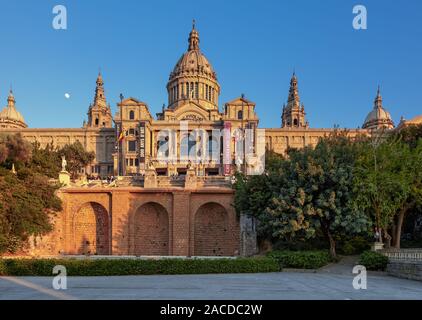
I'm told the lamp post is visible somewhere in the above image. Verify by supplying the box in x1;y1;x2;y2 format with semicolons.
119;93;124;176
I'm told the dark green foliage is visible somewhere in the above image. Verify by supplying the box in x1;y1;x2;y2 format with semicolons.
0;134;64;254
29;142;61;178
396;124;422;149
358;251;389;271
266;250;332;269
0;169;62;253
0;257;280;276
338;236;371;255
59;141;95;179
263;132;370;257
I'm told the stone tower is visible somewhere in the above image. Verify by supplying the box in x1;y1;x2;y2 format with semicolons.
281;73;308;128
87;72;113;128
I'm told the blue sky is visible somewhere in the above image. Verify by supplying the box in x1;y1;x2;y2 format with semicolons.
0;0;421;129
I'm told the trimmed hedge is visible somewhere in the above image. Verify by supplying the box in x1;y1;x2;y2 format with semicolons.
358;251;389;271
266;250;332;269
0;257;280;276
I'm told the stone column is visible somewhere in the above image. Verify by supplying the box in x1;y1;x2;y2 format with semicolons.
240;214;258;257
172;191;191;256
144;168;157;188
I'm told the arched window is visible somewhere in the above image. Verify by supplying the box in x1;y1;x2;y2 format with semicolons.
238;110;243;120
205;85;209;100
195;82;199;99
95;118;99;126
293;119;298;126
129;110;135;120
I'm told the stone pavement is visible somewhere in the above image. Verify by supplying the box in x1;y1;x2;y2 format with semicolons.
0;271;421;300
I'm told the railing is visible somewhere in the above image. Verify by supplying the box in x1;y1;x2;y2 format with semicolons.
382;249;422;261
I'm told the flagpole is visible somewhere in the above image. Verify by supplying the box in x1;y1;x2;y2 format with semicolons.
119;93;124;176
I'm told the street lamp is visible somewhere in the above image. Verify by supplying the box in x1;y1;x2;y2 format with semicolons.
119;93;124;176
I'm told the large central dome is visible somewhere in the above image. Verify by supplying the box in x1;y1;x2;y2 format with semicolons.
167;22;220;111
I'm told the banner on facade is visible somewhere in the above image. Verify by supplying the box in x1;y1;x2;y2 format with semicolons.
138;122;146;164
224;122;231;175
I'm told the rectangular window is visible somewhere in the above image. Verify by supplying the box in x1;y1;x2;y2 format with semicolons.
135;158;139;167
128;140;136;152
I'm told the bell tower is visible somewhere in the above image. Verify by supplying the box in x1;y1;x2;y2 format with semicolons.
281;73;308;128
87;72;113;128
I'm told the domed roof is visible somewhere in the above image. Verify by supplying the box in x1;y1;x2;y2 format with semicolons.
362;88;394;130
169;22;217;81
364;107;392;125
406;114;422;125
0;91;27;127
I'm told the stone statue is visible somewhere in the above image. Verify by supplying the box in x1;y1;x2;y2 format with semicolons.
61;155;67;172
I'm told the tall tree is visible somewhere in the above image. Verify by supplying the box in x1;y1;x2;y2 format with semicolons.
353;135;422;248
0;134;62;254
266;133;370;257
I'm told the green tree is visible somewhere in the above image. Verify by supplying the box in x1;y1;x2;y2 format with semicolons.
59;141;95;179
353;135;422;248
29;142;61;178
0;134;62;254
266;133;370;258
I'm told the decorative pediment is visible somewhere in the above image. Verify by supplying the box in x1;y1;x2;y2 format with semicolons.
225;96;256;106
180;113;204;122
121;97;147;106
172;102;210;121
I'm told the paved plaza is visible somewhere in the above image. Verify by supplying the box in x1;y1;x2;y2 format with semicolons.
0;271;421;300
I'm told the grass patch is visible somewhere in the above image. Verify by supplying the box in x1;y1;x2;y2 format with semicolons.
0;257;280;276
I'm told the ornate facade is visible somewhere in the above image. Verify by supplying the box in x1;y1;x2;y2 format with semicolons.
1;23;421;257
1;24;411;176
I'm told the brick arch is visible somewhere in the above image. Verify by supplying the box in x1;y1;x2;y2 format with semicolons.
194;202;231;256
73;202;109;255
134;202;169;256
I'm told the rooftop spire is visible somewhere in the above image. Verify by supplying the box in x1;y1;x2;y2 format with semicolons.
374;85;383;109
7;89;15;108
188;20;200;51
288;72;299;104
94;72;106;108
96;70;104;86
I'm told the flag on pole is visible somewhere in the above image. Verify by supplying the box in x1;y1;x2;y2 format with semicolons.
118;131;125;142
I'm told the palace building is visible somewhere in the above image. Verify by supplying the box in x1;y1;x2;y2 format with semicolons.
1;23;420;257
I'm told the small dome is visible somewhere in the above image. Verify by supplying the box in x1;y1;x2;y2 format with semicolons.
406;114;422;125
0;106;25;123
362;88;394;130
0;91;27;128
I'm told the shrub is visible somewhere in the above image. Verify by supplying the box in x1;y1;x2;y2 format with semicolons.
0;257;280;276
359;251;388;271
339;236;371;255
266;250;332;269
